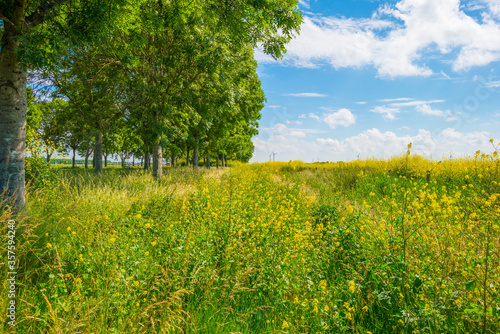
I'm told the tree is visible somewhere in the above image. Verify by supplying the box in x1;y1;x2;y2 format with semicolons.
0;0;131;210
0;0;302;211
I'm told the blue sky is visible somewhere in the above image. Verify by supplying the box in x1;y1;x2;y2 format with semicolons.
251;0;500;162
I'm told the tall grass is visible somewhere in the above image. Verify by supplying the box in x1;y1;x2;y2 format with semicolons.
1;155;499;333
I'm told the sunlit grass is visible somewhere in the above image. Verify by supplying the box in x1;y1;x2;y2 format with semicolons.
1;152;499;333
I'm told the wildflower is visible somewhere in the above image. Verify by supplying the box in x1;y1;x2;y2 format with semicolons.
134;281;140;287
145;223;151;229
110;237;116;244
346;312;352;320
348;280;355;293
151;241;157;247
46;243;52;248
145;251;149;256
136;214;142;219
362;306;369;312
67;227;71;232
490;138;494;143
282;320;289;329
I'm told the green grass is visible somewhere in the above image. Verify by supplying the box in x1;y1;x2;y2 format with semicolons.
1;161;499;333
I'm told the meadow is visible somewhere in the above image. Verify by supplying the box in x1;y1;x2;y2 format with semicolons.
1;147;499;333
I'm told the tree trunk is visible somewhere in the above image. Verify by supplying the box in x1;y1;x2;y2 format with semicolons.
94;130;103;174
72;148;76;168
193;143;199;168
216;152;220;168
171;152;175;167
132;154;135;166
186;146;190;167
121;154;125;168
206;151;210;169
104;151;108;167
0;24;27;210
152;142;162;180
85;154;89;169
224;154;228;167
144;151;149;171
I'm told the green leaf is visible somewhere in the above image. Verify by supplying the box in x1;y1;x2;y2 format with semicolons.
465;280;476;290
413;276;422;289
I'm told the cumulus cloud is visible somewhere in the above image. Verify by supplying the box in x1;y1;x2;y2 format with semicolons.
314;128;490;157
371;106;401;120
309;108;356;128
252;127;492;162
256;0;500;77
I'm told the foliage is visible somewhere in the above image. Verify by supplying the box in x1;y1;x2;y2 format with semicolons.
25;126;62;187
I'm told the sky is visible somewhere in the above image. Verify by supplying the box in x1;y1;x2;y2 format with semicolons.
250;0;500;163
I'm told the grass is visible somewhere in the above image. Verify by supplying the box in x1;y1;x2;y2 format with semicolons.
1;153;500;333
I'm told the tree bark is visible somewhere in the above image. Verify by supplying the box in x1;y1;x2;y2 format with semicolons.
171;152;175;167
144;151;149;171
216;152;220;168
84;148;93;169
94;130;103;174
206;151;210;169
152;142;162;179
193;143;199;168
104;149;108;167
72;148;76;168
186;146;190;167
0;19;27;210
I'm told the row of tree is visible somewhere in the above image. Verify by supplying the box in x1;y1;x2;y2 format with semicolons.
1;0;303;212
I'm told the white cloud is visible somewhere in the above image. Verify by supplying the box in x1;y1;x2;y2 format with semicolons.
388;99;446;107
252;127;492;162
378;97;413;102
298;114;307;119
324;108;356;128
267;105;281;109
287;120;303;125
298;0;310;9
356;101;367;105
309;108;356;128
283;92;328;97
257;0;500;77
371;106;401;120
314;128;490;157
308;112;321;121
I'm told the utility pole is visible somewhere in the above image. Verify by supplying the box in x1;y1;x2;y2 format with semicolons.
272;152;278;161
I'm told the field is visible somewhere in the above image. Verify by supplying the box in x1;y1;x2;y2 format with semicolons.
1;151;500;333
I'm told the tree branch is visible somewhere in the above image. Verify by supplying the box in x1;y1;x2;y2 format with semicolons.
0;13;15;28
25;0;71;29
